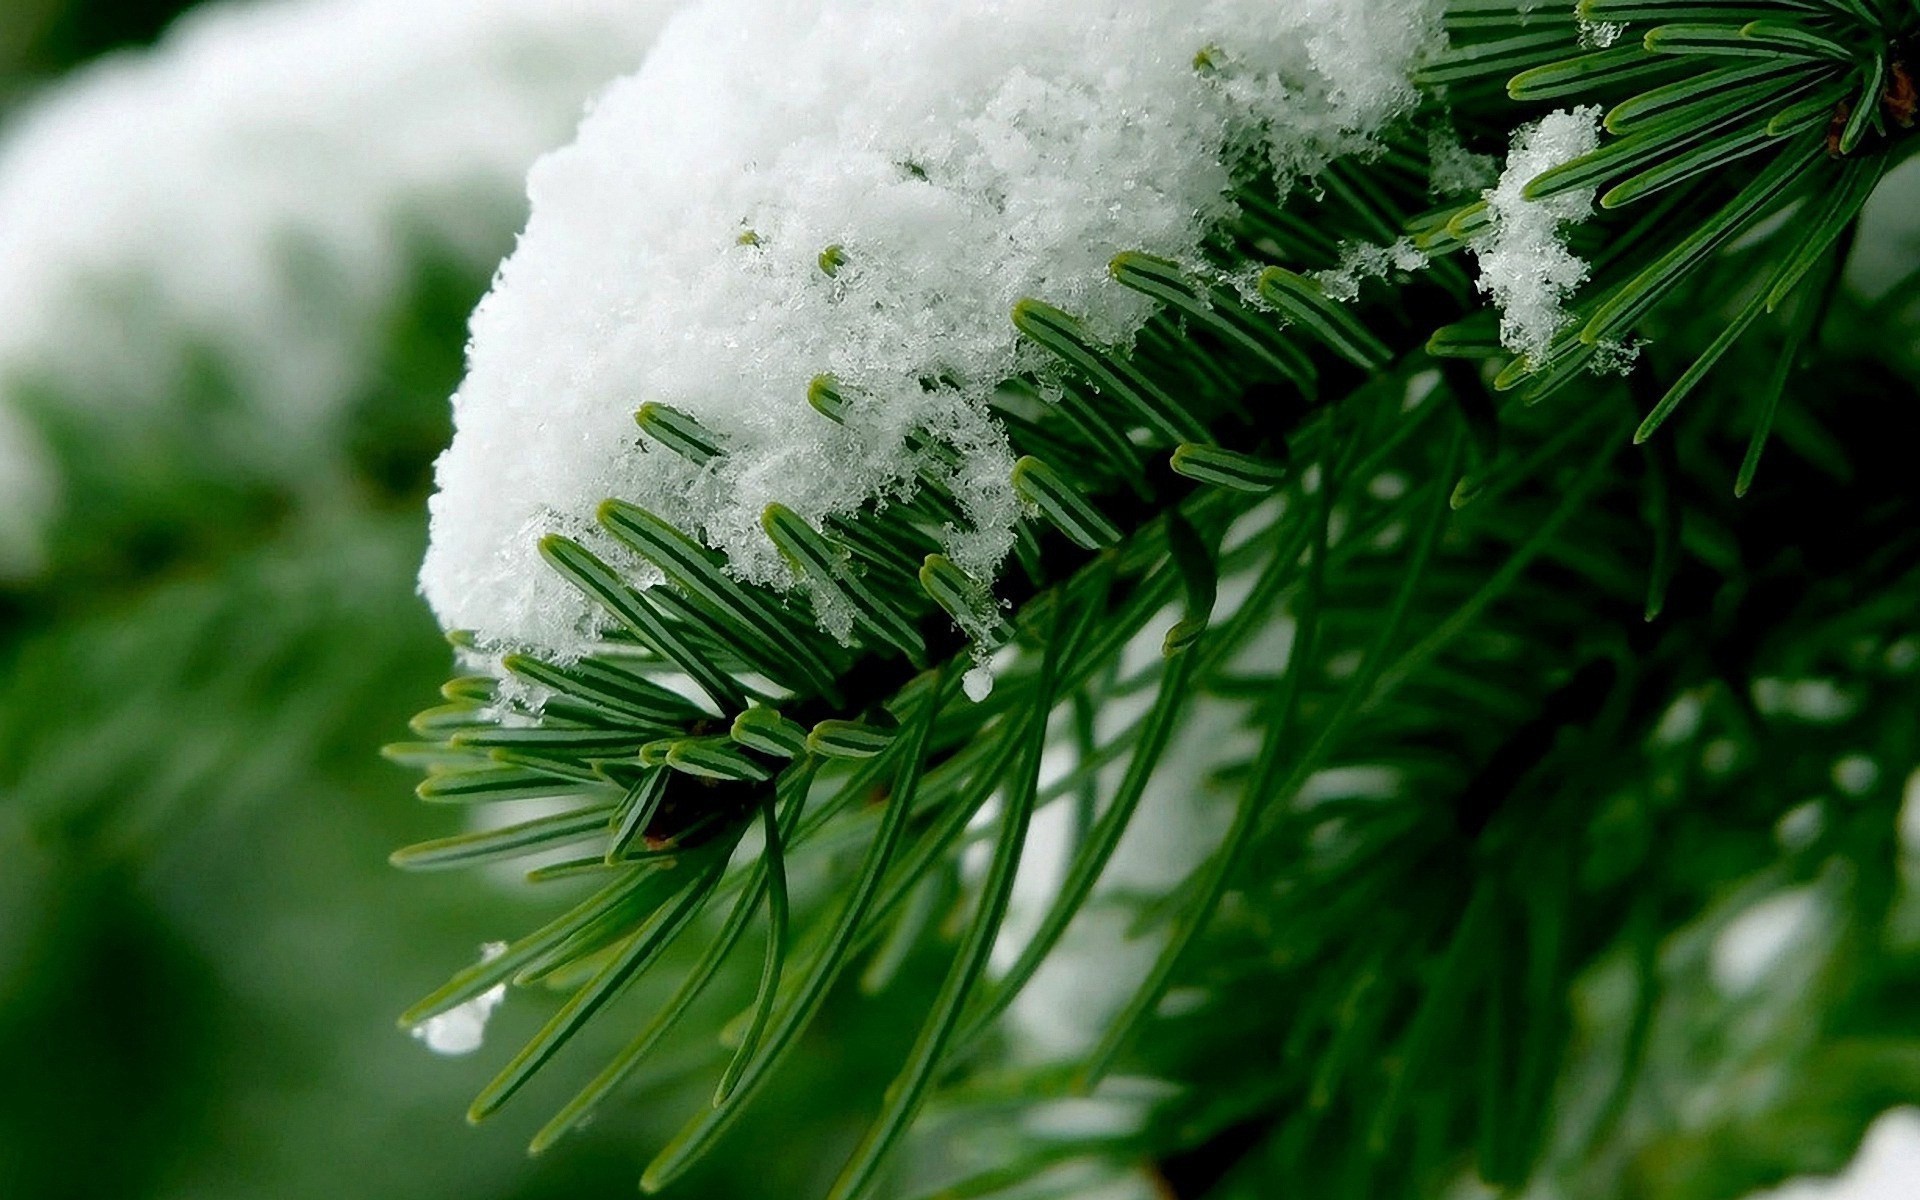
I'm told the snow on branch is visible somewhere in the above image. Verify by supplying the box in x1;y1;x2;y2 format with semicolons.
1472;106;1603;366
419;0;1444;659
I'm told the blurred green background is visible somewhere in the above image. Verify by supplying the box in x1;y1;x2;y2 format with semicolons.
0;4;932;1197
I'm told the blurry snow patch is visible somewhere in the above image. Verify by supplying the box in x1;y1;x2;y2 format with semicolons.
1711;886;1819;996
411;941;508;1055
1752;677;1857;723
1021;1096;1149;1140
470;793;600;888
1901;770;1920;856
0;0;677;564
1775;801;1824;852
1367;471;1409;501
1702;737;1742;776
1848;157;1920;300
1832;754;1879;797
999;1162;1163;1200
1004;908;1163;1060
1297;764;1400;806
1653;692;1703;745
1742;1108;1920;1200
1889;773;1920;950
1000;694;1249;1058
1471;106;1602;365
1886;638;1920;674
420;0;1445;657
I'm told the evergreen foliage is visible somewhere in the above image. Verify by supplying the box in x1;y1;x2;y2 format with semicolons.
374;0;1920;1195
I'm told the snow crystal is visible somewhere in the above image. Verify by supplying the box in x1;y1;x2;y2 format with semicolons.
0;0;679;575
1427;124;1497;196
1590;336;1643;375
1315;237;1430;303
1471;106;1602;366
420;0;1444;657
410;941;509;1056
1578;18;1627;49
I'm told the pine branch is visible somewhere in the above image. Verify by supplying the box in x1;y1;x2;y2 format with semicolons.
386;0;1920;1193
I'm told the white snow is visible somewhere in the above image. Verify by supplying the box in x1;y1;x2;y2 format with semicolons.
962;666;997;704
1471;106;1602;366
1315;237;1430;303
1743;1108;1920;1200
1711;887;1820;996
410;941;509;1056
420;0;1444;658
1578;17;1628;50
0;0;679;576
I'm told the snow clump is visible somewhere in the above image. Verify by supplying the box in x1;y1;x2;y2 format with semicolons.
1471;106;1603;366
420;0;1445;658
410;941;509;1055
